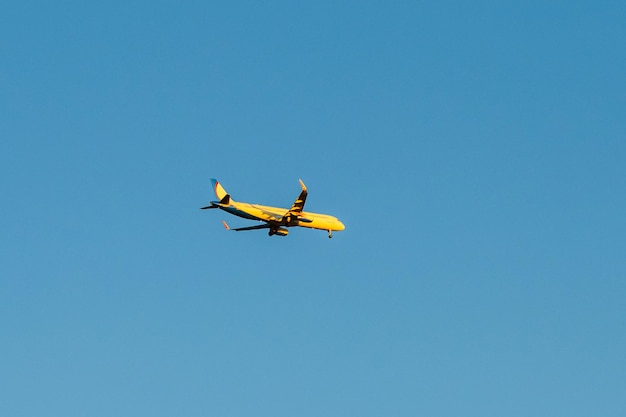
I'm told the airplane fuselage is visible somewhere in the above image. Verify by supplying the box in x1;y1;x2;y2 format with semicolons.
219;201;345;231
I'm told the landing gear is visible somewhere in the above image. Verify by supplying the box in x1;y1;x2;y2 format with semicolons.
328;230;333;238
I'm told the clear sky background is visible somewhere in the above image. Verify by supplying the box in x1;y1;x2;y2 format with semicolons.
1;1;625;416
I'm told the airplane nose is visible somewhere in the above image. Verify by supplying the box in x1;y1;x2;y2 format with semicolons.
338;221;345;231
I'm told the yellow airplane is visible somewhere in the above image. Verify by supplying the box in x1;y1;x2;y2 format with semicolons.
201;179;345;238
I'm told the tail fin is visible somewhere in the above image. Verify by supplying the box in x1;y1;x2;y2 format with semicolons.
210;179;230;201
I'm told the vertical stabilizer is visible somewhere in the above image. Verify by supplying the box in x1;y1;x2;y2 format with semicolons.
210;179;229;201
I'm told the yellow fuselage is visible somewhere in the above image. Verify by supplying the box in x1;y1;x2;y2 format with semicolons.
224;201;345;232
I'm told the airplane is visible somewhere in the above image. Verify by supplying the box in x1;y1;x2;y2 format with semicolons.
201;179;345;238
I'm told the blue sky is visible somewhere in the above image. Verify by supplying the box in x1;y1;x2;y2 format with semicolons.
1;1;625;416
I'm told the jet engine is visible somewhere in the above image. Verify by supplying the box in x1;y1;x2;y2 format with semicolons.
269;227;289;236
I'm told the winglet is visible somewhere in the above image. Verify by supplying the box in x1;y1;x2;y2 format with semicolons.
222;220;230;230
299;179;307;191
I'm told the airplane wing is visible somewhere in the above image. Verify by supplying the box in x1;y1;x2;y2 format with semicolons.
282;179;308;221
222;220;271;232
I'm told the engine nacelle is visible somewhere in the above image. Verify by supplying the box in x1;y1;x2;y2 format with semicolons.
269;227;289;236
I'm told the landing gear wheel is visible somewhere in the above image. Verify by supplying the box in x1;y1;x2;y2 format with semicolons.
328;230;333;238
